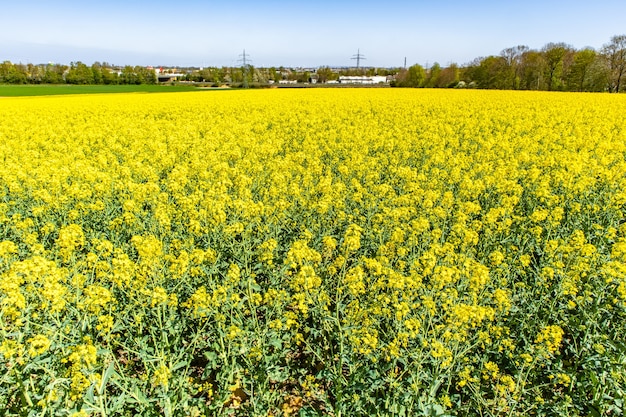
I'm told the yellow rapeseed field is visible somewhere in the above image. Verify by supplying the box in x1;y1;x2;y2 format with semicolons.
0;89;625;416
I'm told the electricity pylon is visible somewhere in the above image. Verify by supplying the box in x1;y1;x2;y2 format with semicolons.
351;49;366;70
238;49;252;88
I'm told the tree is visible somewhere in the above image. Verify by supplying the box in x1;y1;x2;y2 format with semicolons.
500;45;529;89
91;62;104;84
66;61;94;84
136;66;157;84
42;63;66;84
267;67;281;83
197;68;209;84
406;64;426;87
240;64;253;87
518;50;545;90
252;67;267;84
27;63;44;84
436;64;460;87
0;61;28;84
394;64;426;87
566;48;597;91
296;70;310;83
211;67;224;85
117;66;156;85
425;62;442;87
101;65;118;85
542;42;572;91
120;66;138;84
601;34;626;92
463;56;509;89
316;66;336;83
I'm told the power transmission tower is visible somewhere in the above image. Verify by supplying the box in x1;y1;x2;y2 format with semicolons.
238;49;252;88
351;49;366;71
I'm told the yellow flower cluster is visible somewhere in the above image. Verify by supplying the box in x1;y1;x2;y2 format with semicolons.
535;325;565;355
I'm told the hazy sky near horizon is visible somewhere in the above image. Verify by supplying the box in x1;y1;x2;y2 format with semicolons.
1;0;625;68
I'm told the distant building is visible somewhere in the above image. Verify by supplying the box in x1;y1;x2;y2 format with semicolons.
338;75;388;84
155;68;186;83
158;74;185;82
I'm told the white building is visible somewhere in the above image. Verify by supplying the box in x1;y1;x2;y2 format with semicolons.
338;75;388;84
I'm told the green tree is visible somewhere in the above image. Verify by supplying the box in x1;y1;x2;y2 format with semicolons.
101;65;118;85
233;64;254;88
198;68;214;83
240;64;254;87
393;64;425;87
118;66;156;85
136;66;157;84
566;48;597;91
91;62;104;84
377;68;395;76
406;64;426;87
463;56;508;89
212;67;224;85
268;67;281;83
120;65;138;84
42;63;66;84
0;61;28;84
518;50;545;90
425;62;442;87
316;66;336;83
66;61;94;84
542;42;572;91
296;70;310;83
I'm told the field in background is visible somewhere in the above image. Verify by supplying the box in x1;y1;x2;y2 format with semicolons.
0;84;202;96
0;89;625;416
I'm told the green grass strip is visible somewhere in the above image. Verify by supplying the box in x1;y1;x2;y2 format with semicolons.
0;84;202;97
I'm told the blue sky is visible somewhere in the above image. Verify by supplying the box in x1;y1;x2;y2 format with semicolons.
1;0;625;67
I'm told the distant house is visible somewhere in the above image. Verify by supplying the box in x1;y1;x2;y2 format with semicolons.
155;67;186;83
338;75;388;84
157;73;185;82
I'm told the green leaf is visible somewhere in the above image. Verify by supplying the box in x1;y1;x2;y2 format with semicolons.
98;362;116;396
587;404;602;417
267;366;289;383
171;360;187;372
268;337;282;350
203;351;218;369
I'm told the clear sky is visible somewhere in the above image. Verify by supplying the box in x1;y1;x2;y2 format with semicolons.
1;0;625;68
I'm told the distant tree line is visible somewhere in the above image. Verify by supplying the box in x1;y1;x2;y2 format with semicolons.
0;61;156;85
395;35;626;92
2;34;625;91
181;65;396;86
